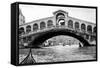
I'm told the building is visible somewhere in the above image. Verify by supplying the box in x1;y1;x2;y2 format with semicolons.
19;9;25;25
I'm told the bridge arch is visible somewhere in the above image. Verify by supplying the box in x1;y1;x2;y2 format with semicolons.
75;22;80;30
93;26;96;34
87;25;92;34
56;13;65;26
29;29;90;47
68;20;73;28
33;23;38;31
19;27;25;35
81;23;86;32
40;21;46;30
26;25;31;33
47;20;53;28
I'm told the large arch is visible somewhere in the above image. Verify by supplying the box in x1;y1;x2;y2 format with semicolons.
33;23;38;31
26;25;31;33
87;25;92;34
29;29;90;47
40;21;46;30
68;20;73;28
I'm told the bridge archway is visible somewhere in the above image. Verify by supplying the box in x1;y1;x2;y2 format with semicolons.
56;13;65;26
93;26;96;34
26;25;31;33
19;27;25;35
81;23;86;32
68;20;73;28
40;21;46;30
87;25;92;34
29;29;90;47
33;23;38;31
58;19;65;26
47;20;53;28
75;22;79;30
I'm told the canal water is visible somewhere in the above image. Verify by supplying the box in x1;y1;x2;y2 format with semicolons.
19;45;96;63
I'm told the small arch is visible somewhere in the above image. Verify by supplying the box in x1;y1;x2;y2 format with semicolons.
93;26;96;34
19;27;25;35
81;23;86;32
47;20;53;28
68;20;73;28
26;25;31;33
87;25;92;34
75;22;79;30
40;21;46;29
33;23;38;31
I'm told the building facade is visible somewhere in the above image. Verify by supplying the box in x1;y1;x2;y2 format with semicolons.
19;9;25;25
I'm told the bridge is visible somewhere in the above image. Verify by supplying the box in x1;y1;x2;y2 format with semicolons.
19;10;96;48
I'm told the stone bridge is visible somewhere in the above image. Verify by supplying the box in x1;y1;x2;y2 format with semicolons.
19;10;96;47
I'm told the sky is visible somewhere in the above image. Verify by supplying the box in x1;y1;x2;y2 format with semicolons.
19;4;96;24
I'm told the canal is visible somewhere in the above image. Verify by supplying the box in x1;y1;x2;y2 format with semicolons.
19;45;96;63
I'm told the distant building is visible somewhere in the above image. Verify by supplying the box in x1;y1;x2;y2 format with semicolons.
19;9;25;25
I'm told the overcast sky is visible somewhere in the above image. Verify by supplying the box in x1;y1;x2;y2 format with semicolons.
19;4;96;24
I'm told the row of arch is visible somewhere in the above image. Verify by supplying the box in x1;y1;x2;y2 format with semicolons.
19;20;53;35
68;20;96;34
19;19;96;35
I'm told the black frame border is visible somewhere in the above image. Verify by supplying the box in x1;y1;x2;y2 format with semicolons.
11;2;98;66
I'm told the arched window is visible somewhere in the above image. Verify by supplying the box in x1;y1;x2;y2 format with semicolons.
47;20;53;28
40;22;46;29
26;25;31;33
87;25;92;34
93;26;96;34
75;22;79;30
81;23;86;32
19;27;25;35
68;20;73;28
33;23;38;31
